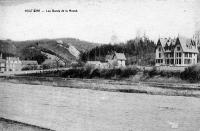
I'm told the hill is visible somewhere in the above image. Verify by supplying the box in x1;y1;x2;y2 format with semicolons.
0;38;99;64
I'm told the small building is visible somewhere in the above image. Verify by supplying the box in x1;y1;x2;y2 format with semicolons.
6;57;22;71
42;58;65;69
106;52;126;68
22;60;38;67
155;37;199;66
21;60;38;70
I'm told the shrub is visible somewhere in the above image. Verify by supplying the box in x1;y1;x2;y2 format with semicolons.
181;65;200;82
21;67;139;79
148;67;158;77
90;69;100;78
145;67;181;78
120;68;137;78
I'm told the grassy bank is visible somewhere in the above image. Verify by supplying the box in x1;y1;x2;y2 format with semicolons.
15;64;200;83
1;76;200;98
144;65;200;83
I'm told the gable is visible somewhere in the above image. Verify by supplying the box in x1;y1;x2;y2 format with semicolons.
176;37;199;53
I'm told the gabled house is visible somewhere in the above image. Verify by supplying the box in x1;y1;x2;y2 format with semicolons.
6;57;22;71
155;37;199;66
106;52;126;68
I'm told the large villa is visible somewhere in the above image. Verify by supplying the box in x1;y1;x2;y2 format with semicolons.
155;36;199;67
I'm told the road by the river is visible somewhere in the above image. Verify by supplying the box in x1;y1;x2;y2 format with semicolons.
0;82;200;131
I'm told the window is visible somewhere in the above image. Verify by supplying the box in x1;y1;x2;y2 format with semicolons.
159;48;161;51
159;53;161;58
171;59;174;64
167;59;169;64
184;59;191;64
185;53;188;57
179;59;181;64
189;53;192;58
177;47;180;51
179;53;182;57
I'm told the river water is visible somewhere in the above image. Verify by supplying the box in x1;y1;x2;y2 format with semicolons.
0;82;200;131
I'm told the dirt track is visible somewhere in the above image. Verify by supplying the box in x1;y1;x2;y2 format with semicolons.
0;82;200;131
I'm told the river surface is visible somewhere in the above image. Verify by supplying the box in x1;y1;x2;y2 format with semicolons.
0;82;200;131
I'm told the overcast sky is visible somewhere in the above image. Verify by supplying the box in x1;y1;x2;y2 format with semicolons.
0;0;199;43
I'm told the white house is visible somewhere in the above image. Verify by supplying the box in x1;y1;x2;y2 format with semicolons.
155;37;199;66
6;57;22;71
106;52;126;68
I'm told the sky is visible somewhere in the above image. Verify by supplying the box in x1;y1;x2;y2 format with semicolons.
0;0;199;43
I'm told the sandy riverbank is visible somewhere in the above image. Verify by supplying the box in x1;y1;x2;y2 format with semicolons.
0;82;200;131
0;118;53;131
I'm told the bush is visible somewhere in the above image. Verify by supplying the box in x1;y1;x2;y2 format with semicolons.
90;69;100;78
181;65;200;82
61;67;138;79
120;68;138;78
21;65;38;71
21;67;139;79
145;67;181;78
148;67;158;77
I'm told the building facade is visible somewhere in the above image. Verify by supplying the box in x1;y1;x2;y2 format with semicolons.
6;57;22;71
0;59;6;72
155;37;199;66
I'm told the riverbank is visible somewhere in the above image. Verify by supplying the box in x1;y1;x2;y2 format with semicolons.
0;117;53;131
1;76;200;97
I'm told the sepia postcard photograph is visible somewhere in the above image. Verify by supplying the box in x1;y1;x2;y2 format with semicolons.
0;0;200;130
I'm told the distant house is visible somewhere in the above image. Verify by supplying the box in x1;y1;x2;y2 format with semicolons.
155;37;199;66
21;60;38;70
6;57;22;71
22;60;38;67
42;58;65;69
106;52;126;68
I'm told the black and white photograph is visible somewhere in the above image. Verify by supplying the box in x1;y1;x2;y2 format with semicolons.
0;0;200;130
